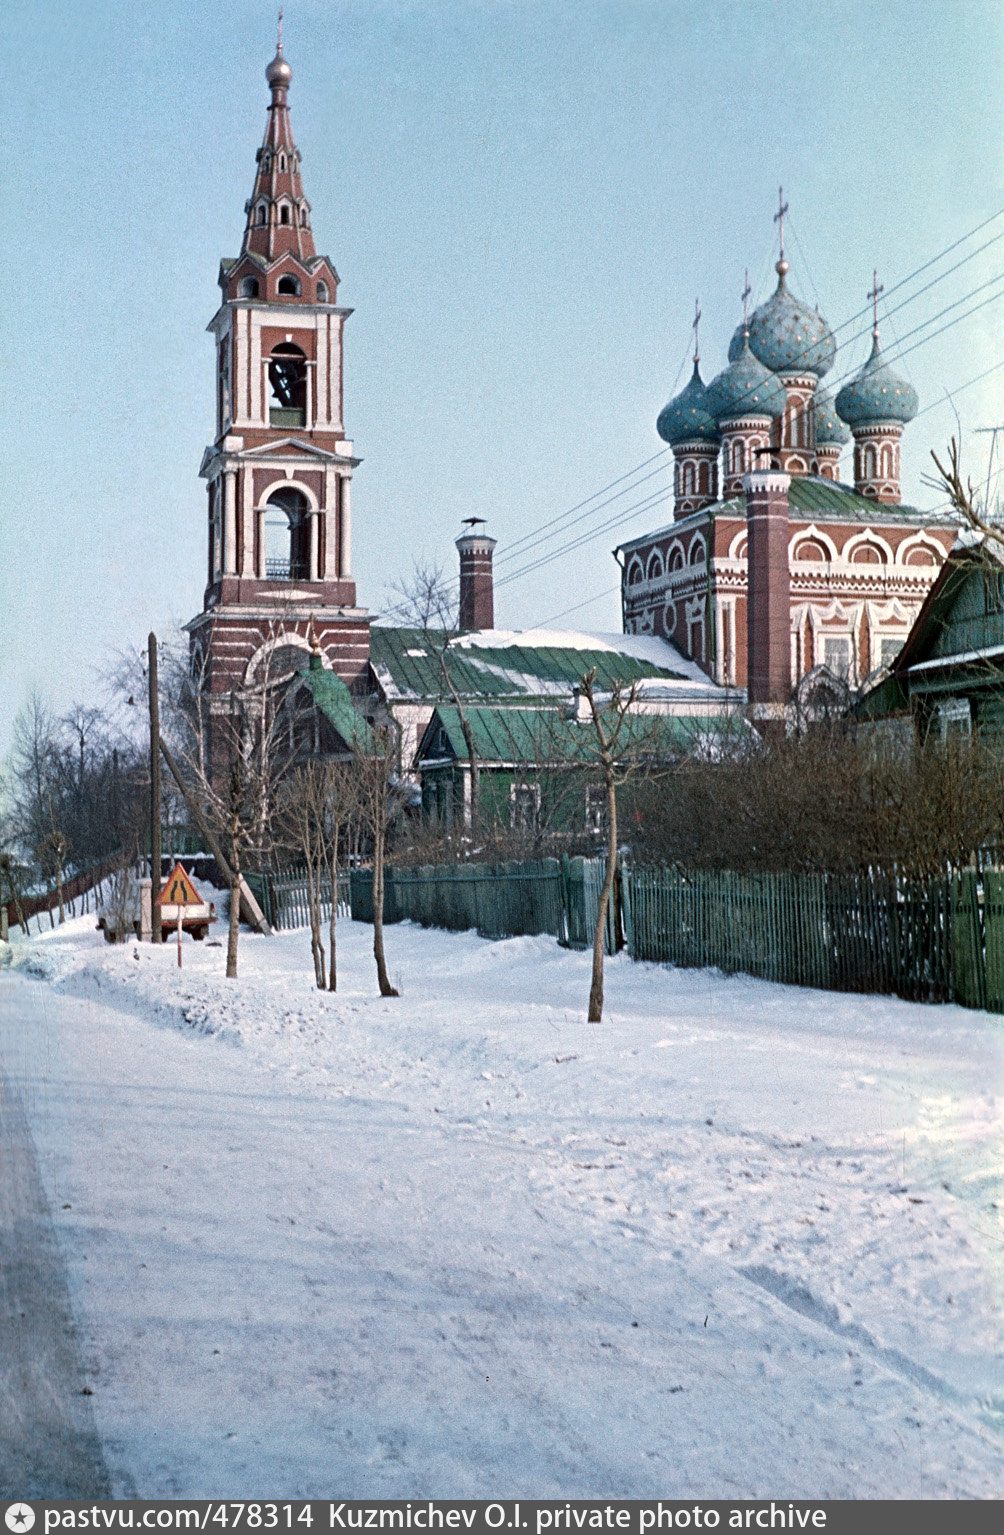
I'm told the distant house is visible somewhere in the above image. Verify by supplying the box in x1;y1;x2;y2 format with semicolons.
857;537;1004;740
414;700;740;833
370;624;744;776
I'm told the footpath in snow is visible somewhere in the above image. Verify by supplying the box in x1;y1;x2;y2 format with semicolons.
0;912;1002;1498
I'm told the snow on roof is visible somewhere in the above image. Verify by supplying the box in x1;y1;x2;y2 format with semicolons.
449;627;712;681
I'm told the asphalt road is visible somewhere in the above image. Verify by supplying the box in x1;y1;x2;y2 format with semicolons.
0;976;109;1498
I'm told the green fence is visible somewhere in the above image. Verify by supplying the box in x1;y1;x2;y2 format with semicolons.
345;854;1004;1013
622;866;955;1004
245;868;352;932
350;856;618;952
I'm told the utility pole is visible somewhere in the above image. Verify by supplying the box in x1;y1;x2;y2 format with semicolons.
148;632;162;944
975;425;1004;520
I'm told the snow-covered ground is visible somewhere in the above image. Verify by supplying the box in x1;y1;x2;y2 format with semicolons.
1;912;1002;1498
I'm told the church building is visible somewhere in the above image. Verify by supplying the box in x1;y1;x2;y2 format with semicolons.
185;28;371;767
617;206;956;699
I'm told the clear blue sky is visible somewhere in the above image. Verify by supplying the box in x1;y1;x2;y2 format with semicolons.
2;0;1002;751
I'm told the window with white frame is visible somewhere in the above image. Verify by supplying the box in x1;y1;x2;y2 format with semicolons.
933;697;971;740
585;784;608;836
510;782;540;831
823;637;852;679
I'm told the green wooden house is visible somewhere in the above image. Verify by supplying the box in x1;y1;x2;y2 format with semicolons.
415;701;743;832
858;537;1004;739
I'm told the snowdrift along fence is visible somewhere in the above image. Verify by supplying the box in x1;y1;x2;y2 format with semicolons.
348;856;1004;1011
350;857;618;953
245;868;352;931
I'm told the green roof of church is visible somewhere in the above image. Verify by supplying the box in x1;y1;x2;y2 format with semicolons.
297;655;373;751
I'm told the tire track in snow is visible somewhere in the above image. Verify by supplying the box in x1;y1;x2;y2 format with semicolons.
0;978;110;1497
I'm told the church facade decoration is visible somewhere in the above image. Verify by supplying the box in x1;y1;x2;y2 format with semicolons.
620;204;955;692
186;29;371;757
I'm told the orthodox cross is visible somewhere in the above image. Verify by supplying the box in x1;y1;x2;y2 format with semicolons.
868;269;884;338
741;268;752;330
277;9;284;51
692;297;701;363
774;187;789;261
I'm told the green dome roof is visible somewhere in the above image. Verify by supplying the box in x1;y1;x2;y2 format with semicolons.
815;387;851;446
835;336;919;427
705;333;786;423
729;266;836;378
656;362;721;446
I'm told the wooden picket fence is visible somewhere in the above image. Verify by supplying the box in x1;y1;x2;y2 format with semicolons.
345;855;1004;1013
622;866;955;1004
246;867;352;932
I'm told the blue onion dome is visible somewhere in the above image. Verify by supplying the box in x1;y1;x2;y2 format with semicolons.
656;361;721;445
705;332;787;423
814;387;851;446
728;261;836;378
834;335;919;427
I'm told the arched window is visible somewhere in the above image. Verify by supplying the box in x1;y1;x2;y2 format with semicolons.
277;274;301;296
670;545;684;572
863;445;877;480
316;280;329;303
646;550;664;582
279;155;286;171
264;487;311;581
257;204;267;225
880;444;893;478
689;539;705;566
268;342;307;426
238;276;259;299
626;558;644;587
300;207;308;226
683;463;694;496
280;204;291;225
698;461;709;493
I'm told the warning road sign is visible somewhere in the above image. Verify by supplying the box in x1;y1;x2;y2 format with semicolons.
157;863;202;907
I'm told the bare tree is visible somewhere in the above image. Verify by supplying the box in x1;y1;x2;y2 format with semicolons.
391;562;484;821
928;436;1002;551
355;723;402;997
273;759;358;990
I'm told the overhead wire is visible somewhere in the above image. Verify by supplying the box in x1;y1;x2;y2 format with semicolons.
377;208;1004;619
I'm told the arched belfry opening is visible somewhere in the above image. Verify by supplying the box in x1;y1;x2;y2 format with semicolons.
264;486;310;580
268;342;306;426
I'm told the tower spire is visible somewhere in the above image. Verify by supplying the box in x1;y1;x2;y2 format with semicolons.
692;297;701;366
243;26;316;262
741;267;752;333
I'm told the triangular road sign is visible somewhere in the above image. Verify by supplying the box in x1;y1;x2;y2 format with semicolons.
157;863;202;907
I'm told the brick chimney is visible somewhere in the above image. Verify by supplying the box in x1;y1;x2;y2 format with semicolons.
743;470;791;727
456;522;497;632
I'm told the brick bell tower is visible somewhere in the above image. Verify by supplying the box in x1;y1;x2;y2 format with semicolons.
186;20;370;750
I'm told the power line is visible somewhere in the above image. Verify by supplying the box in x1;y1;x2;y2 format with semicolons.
496;453;670;567
534;585;622;628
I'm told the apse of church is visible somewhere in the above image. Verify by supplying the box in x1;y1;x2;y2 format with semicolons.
186;27;371;725
621;200;955;695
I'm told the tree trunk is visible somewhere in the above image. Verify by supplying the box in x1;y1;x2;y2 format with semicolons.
306;854;326;989
226;841;241;980
371;824;399;997
328;850;338;993
56;860;65;925
587;774;618;1023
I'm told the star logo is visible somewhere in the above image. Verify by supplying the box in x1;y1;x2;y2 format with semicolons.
5;1509;35;1533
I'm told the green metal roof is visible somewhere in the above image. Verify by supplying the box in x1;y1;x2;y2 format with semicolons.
419;705;740;767
298;656;373;752
617;475;956;553
371;627;687;701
